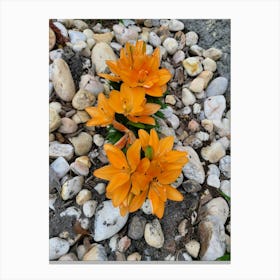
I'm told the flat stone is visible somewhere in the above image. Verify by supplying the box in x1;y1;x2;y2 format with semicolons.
144;219;164;248
202;57;217;72
61;176;84;200
69;132;92;156
58;117;78;134
206;77;228;97
50;156;70;179
72;89;96;110
70;160;89;176
83;244;107;261
182;179;202;193
182;57;203;77
185;31;198;46
163;38;178;55
49;141;74;161
189;77;204;93
128;215;146;240
203;47;222;61
201;141;226;163
49;237;70;260
204;96;226;120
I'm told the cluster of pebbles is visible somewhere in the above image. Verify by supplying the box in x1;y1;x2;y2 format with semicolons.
49;19;230;262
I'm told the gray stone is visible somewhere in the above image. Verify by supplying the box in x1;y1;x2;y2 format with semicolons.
113;24;138;45
203;47;223;61
94;182;106;195
144;219;164;248
206;77;228;97
207;174;220;188
49;237;70;260
61;176;84;200
141;199;152;215
148;32;161;47
58;117;78;134
68;30;86;44
49;141;74;161
182;180;202;193
202;57;217;72
128;215;146;240
168;19;184;31
118;236;131;253
204;96;226;120
50;157;70;179
72;40;87;52
163;38;178;55
83;200;98;218
60;206;82;219
220;180;230;197
219;155;231;178
185;31;198;46
173;50;185;64
79;74;104;96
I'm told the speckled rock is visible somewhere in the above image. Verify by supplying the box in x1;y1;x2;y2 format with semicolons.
128;215;146;240
182;57;203;77
182;180;202;193
144;219;164;249
79;74;104;96
201;142;226;163
113;24;138;45
203;47;222;61
163;38;178;55
76;189;92;205
219;155;231;178
83;244;107;261
83;200;98;218
202;57;217;72
204;96;226;120
50;156;70;179
61;176;84;200
206;77;228;97
49;237;70;260
49;141;74;161
168;19;184;31
49;107;61;132
69;132;92;156
185;240;200;258
72;89;96;110
58;117;78;134
185;31;198;46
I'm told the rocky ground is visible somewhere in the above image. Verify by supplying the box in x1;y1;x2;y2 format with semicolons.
49;19;231;262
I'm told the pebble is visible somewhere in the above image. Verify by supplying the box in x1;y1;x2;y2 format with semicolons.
52;58;76;102
145;44;153;55
219;155;231;178
50;157;70;179
182;180;202;193
68;30;87;44
72;89;96;110
195;131;209;142
163;38;178;55
83;244;107;261
218;136;230;150
83;28;94;39
189;77;204;93
220;180;230;197
213;118;230;137
93;200;129;242
188;119;200;132
182;88;196;106
93;32;114;44
93;134;104;147
49;28;56;50
189;45;203;56
94;182;106;195
159;46;167;60
73;19;88;31
87;38;96;49
201;119;214;133
148;32;161;47
118;236;131;253
204;96;226;120
144;219;164;249
109;234;119;252
198;215;226;260
203;47;223;60
116;252;126;261
141;199;152;215
53;22;68;38
91;42;117;74
76;245;87;260
57;19;74;28
172;50;185;64
58;253;78;261
49;141;74;161
207;164;220;176
171;172;184;188
60;205;82;218
176;145;205;184
76;189;92;205
164;254;175;261
168;19;184;31
201;141;226;163
182;252;193;261
61;176;84;200
206;77;228;97
58;117;78;134
49;107;61;132
198;70;214;89
49;49;64;61
110;42;122;51
127;252;141;261
83;200;98;218
72;110;90;124
178;219;188;236
202;57;217;72
128;215;146;240
185;31;198;46
185;240;200;258
182;57;203;77
69;132;92;156
79;74;104;96
207;174;220;188
72;40;87;52
113;24;138;45
165;95;176;105
70;160;89;176
139;27;150;42
49;237;70;260
180;106;191;115
168;114;180;129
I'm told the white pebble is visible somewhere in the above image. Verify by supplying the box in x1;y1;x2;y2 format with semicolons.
163;38;178;55
83;200;98;218
76;189;92;205
93;134;105;147
185;31;198;46
94;182;106;195
50;156;70;179
185;240;200;258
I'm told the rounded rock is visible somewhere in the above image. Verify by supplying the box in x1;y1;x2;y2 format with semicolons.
163;38;178;55
201;141;226;163
61;176;84;200
144;219;164;249
189;77;204;93
118;236;131;253
72;89;96;110
113;24;138;45
83;244;107;261
127;252;142;261
220;180;230;197
204;96;226;120
202;57;217;72
141;199;152;215
93;134;104;147
182;57;203;77
172;50;185;64
69;132;92;156
72;41;87;52
58;117;78;134
206;77;228;97
168;19;184;31
72;110;90;124
182;180;202;193
83;200;98;218
83;28;94;39
49;141;74;161
94;182;106;195
49;107;61;132
148;32;161;47
49;28;56;50
58;253;78;261
182;88;196;106
93;32;114;44
185;240;200;258
203;47;222;61
49;237;70;260
128;215;146;240
185;31;198;46
219;155;231;178
50;156;70;179
79;74;104;96
76;189;92;205
70;160;89;176
207;174;220;188
68;30;87;44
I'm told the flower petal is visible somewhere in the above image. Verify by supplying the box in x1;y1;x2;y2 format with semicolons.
153;199;165;219
104;143;128;170
157;69;172;85
155;136;174;158
139;103;161;115
149;129;159;153
127;139;141;172
98;73;121;82
128;115;156;125
148;187;160;213
165;185;184;201
106;173;130;193
93;165;120;181
108;90;124;114
111;180;131;207
138;129;150;150
144;85;164;97
129;189;148;213
157;168;182;185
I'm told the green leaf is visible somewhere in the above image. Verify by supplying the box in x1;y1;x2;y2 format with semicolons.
127;121;146;129
155;110;165;119
218;190;231;203
106;126;123;144
216;253;230;261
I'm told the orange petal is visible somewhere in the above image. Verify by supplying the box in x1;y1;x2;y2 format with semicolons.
108;90;124;114
164;150;188;165
140;103;161;115
157;69;172;85
165;185;184;201
148;187;160;213
93;165;120;181
104;143;128;170
155;136;174;158
129;189;148;213
149;129;159;153
136;158;150;173
138;129;150;150
111;180;131;207
119;203;129;216
126;139;141;172
106;61;120;75
144;85;164;97
157;168;182;185
128;115;156;125
98;73;121;82
153;183;167;202
153;199;165;219
106;173;130;193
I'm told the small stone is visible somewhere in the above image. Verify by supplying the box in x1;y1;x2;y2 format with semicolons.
202;57;217;72
49;28;56;50
72;110;90;124
93;32;114;44
141;199;152;215
128;215;146;240
207;174;220;188
172;50;185;64
94;182;106;195
91;42;117;74
168;19;184;31
159;45;167;60
49;141;74;161
93;134;104;147
171;173;184;188
79;74;104;96
76;189;92;205
218;136;230;150
198;70;214;89
165;95;176;105
163;38;178;55
93;200;129;242
49;102;62;114
49;49;64;61
77;245;87;260
185;31;198;46
168;114;180;129
178;219;188;236
49;237;70;260
58;253;78;261
73;19;88;31
72;40;87;52
70;160;89;176
145;44;153;55
182;88;196;106
189;45;204;56
68;30;87;44
182;180;202;193
194;132;208;143
110;42;122;51
69;132;92;156
219;155;231;178
49;82;54;95
213;118;230;137
201;119;214;133
185;240;200;258
83;244;107;261
127;252;141;261
144;219;164;249
195;91;206;99
58;117;78;134
109;234;119;252
83;28;94;39
148;31;161;47
49;107;61;132
60;206;81;219
118;236;131;253
52;58;75;102
201;142;226;163
61;176;84;200
182;57;203;77
220;180;230;197
139;27;150;42
116;251;126;261
53;22;68;38
164;254;175;261
144;19;153;27
188;119;200;132
57;19;74;28
203;47;223;61
83;200;98;218
113;24;138;45
204;96;226;120
206;77;228;97
50;157;70;179
87;38;96;49
189;77;204;93
72;89;96;110
207;164;220;176
182;252;193;261
180;106;191;115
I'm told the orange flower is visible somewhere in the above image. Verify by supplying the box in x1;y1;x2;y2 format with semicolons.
99;41;172;97
109;83;160;125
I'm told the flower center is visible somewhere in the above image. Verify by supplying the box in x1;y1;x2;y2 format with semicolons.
138;69;149;84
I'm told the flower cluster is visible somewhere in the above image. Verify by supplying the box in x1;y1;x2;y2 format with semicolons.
86;40;188;218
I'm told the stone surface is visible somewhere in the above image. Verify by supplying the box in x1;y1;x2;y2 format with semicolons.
61;176;84;200
182;57;203;77
72;89;96;110
113;24;138;45
204;96;226;120
93;32;114;44
68;30;87;44
83;244;107;261
144;219;164;249
203;47;222;61
220;180;230;197
207;174;220;188
171;173;184;188
182;179;202;193
141;199;152;215
58;117;78;134
72;110;90;124
163;38;178;55
201;141;226;163
168;19;184;31
128;215;146;240
58;253;78;261
91;42;117;74
172;50;185;64
202;57;217;72
185;240;200;258
93;200;129;242
52;58;76;102
165;94;176;105
148;31;161;47
49;237;70;260
189;44;203;56
206;77;228;97
50;156;70;179
79;74;104;95
83;200;98;218
185;31;198;46
70;160;89;176
73;19;88;31
49;107;61;132
118;236;131;253
49;28;56;50
49;141;74;161
60;206;82;219
182;88;196;106
219;155;231;178
93;134;105;147
127;252;142;261
69;132;92;156
76;189;92;205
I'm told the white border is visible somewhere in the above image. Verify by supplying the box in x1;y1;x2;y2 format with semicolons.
0;0;280;279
